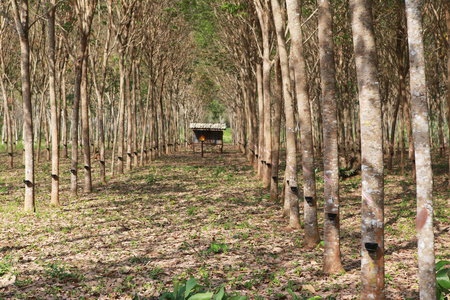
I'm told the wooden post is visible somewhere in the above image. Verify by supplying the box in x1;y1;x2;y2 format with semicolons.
201;141;204;157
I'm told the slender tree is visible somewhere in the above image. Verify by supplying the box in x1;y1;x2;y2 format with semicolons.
48;0;59;205
405;0;436;298
271;0;301;229
350;0;385;298
318;0;344;274
11;0;35;211
286;0;319;248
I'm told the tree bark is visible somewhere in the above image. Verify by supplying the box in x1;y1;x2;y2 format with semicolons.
48;0;60;205
270;57;282;203
445;1;450;188
286;0;319;247
0;32;13;169
117;47;126;174
271;0;301;229
349;0;385;298
11;0;35;211
318;0;344;274
81;53;92;193
126;50;134;171
405;0;436;298
256;63;264;174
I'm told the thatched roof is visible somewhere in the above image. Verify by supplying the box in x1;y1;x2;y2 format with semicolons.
190;123;226;130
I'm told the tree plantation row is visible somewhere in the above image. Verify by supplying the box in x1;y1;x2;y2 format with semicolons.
1;0;449;299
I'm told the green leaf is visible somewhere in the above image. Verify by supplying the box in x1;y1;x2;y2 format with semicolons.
178;284;187;299
307;297;323;300
228;296;248;300
436;261;450;272
213;287;225;300
159;292;174;300
188;292;214;300
185;277;197;299
437;268;450;290
437;287;444;300
287;288;301;300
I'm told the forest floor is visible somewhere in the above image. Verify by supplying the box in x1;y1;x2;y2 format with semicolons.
0;144;449;300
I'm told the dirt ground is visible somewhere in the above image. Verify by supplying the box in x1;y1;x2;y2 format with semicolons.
0;144;449;299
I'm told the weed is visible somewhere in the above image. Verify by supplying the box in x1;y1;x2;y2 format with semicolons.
204;241;228;255
129;256;151;264
0;255;13;277
437;260;450;299
45;262;83;282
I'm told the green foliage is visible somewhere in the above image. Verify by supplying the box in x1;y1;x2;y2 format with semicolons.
287;288;322;300
146;174;158;185
436;261;450;300
206;99;226;122
208;241;228;254
159;277;247;300
220;2;248;16
45;262;83;282
159;277;213;300
0;255;13;277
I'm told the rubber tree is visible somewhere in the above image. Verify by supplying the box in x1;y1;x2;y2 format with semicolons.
349;0;385;298
271;0;301;229
0;25;13;169
114;0;135;174
90;0;113;183
318;0;344;274
71;0;97;196
48;0;60;205
286;0;319;248
270;57;282;203
445;0;450;188
254;0;271;184
405;0;436;298
11;0;35;211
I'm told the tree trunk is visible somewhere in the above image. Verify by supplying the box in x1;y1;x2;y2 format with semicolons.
117;46;126;174
445;1;450;188
256;63;264;174
257;3;272;187
133;61;139;165
140;75;152;166
48;0;60;205
270;57;282;203
0;36;13;169
126;53;133;171
318;0;344;274
286;0;319;247
81;54;92;193
271;0;301;229
405;0;436;298
388;5;406;173
350;0;385;298
11;0;35;211
158;71;166;156
61;56;68;159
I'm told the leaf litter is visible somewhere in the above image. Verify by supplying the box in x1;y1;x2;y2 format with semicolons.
0;145;449;299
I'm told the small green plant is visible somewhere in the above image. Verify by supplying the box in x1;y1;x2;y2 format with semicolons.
287;288;322;300
159;277;213;300
188;207;197;216
0;255;13;277
159;277;247;300
208;241;228;254
45;262;83;282
437;260;450;300
129;256;151;264
146;174;157;184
